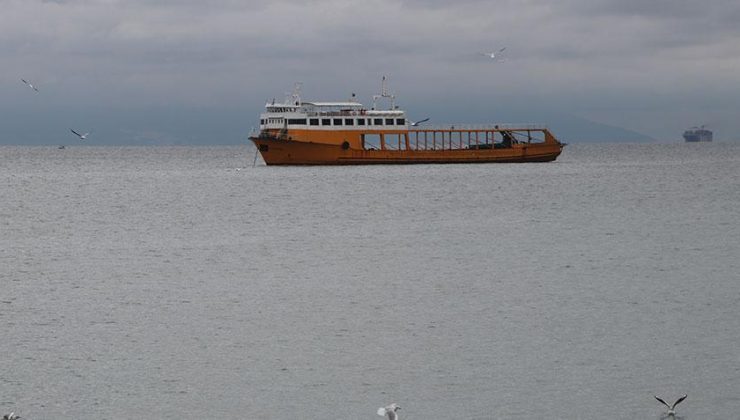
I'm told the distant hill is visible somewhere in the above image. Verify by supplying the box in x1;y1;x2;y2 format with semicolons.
411;102;655;143
1;103;655;145
0;105;255;146
544;113;655;143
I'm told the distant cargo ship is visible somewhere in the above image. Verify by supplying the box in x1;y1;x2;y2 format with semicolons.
683;125;712;142
249;79;565;165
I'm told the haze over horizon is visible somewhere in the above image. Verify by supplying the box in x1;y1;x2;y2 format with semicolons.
3;0;740;145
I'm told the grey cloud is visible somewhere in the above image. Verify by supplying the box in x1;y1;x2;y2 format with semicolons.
551;0;740;41
560;0;705;18
3;0;740;142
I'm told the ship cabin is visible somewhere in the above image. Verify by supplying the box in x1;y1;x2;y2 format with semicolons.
257;99;415;151
259;101;407;132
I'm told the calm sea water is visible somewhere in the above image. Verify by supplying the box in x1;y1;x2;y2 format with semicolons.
1;143;739;420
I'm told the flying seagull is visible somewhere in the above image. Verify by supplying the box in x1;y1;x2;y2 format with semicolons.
410;117;429;127
655;394;687;416
479;47;506;60
21;79;39;92
70;129;91;140
2;412;21;420
377;403;401;420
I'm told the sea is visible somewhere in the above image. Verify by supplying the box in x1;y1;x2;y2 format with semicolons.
1;143;739;420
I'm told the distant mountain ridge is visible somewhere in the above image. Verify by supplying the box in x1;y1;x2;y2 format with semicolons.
546;114;655;143
411;100;655;144
1;104;654;145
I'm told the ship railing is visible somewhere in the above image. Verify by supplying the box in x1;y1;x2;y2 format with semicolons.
362;126;553;151
302;110;403;117
410;123;548;131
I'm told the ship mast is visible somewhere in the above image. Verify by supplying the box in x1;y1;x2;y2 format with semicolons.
372;76;395;110
285;82;302;106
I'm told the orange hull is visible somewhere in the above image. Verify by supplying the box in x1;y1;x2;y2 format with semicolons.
251;137;564;165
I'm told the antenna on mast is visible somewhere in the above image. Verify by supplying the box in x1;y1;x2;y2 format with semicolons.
286;82;303;106
372;75;395;110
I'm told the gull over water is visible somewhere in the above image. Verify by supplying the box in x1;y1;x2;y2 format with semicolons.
377;403;400;420
70;129;91;140
655;394;687;416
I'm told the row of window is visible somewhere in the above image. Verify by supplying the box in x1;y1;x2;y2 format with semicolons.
261;118;407;127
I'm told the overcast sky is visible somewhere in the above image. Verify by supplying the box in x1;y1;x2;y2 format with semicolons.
3;0;740;144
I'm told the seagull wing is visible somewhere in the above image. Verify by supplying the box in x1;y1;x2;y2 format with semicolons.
417;117;430;124
672;394;687;409
70;129;83;138
377;407;387;416
21;79;28;85
654;396;670;408
498;47;507;53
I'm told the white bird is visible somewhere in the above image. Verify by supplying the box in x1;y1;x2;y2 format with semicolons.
377;403;400;420
21;78;39;92
409;117;429;127
655;394;686;416
70;129;91;140
2;412;21;420
479;47;506;60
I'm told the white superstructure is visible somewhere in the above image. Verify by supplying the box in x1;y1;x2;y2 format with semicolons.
259;81;407;132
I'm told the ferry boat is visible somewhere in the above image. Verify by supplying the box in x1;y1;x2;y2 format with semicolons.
250;79;565;165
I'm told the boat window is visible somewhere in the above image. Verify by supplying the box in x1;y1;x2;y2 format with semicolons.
322;118;331;125
288;119;306;125
345;118;354;126
357;118;366;126
396;118;405;125
310;119;319;126
374;118;383;125
333;118;343;126
385;118;394;125
260;119;265;125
